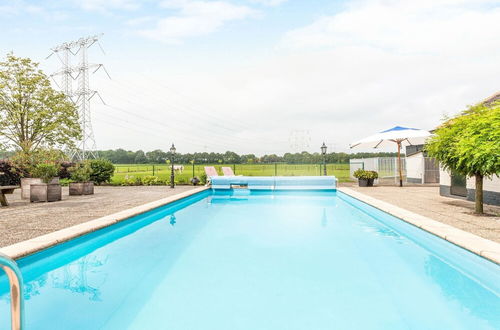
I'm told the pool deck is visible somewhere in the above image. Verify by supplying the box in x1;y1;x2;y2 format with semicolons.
0;186;200;248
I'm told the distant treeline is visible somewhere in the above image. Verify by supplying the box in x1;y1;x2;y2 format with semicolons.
95;149;398;164
0;149;398;164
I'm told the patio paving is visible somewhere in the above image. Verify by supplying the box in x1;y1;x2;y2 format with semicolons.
0;185;196;247
341;183;500;243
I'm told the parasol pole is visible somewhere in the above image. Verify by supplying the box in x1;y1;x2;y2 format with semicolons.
397;140;403;187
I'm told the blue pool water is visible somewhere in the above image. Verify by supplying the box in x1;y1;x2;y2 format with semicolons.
0;190;499;329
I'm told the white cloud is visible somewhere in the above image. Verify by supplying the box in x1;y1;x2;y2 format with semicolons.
137;0;257;43
280;0;500;57
248;0;288;6
77;0;140;12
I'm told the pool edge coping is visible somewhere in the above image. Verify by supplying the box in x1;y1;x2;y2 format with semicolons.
338;187;500;265
0;186;210;260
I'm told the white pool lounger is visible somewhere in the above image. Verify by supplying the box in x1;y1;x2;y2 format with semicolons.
210;176;336;190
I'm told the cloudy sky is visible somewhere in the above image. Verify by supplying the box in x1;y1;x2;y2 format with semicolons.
1;0;499;155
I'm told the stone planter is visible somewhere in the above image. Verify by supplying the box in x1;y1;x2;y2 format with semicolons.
30;183;62;202
358;179;369;187
21;177;59;199
367;178;374;187
69;182;94;195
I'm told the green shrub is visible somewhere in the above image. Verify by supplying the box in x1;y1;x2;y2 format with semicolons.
121;176;142;186
32;163;58;183
353;169;368;179
70;162;93;182
354;169;378;180
89;159;115;185
59;178;74;186
199;172;207;184
10;149;67;178
142;175;159;186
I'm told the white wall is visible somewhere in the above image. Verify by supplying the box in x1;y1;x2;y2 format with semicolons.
440;168;451;186
406;153;424;183
440;168;499;192
466;175;500;192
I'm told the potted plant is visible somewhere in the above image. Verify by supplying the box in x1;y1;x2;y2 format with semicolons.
353;169;370;187
30;163;62;202
12;150;62;199
69;162;94;195
190;176;200;186
366;171;379;187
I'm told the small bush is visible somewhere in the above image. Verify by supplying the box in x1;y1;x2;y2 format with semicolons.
142;175;159;186
70;162;93;182
121;176;143;186
59;178;74;186
89;159;115;185
32;163;58;183
353;169;378;180
353;169;368;179
199;172;207;184
0;160;22;185
10;149;67;178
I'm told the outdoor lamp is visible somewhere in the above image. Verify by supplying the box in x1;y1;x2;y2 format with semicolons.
321;142;327;176
170;143;176;188
321;142;327;155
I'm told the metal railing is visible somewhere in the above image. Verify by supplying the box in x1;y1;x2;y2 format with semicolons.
0;252;24;330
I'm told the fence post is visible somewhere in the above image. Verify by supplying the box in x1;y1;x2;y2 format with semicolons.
192;161;195;178
233;163;236;175
153;165;155;176
274;163;277;176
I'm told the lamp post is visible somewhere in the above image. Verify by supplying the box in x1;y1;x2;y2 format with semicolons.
170;143;176;188
321;142;327;176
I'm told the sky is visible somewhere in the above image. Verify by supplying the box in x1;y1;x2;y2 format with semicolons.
1;0;499;155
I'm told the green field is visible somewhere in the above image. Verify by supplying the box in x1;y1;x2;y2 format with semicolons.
112;163;351;184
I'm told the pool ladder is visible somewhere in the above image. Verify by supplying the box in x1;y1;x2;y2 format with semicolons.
0;252;24;330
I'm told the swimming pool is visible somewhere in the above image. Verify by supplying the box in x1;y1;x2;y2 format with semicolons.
1;189;499;329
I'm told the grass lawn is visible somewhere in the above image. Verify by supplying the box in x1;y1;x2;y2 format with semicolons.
112;163;351;184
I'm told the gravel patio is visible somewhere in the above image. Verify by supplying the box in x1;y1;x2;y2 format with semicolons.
0;185;196;247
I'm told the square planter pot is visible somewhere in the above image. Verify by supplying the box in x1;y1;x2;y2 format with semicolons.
21;177;59;199
30;183;62;202
69;182;94;195
358;179;369;187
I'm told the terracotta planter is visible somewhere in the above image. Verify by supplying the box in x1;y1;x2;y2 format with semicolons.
30;183;62;202
21;177;59;199
69;182;94;195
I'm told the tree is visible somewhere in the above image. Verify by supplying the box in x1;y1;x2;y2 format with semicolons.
134;150;147;163
0;53;81;153
425;102;500;213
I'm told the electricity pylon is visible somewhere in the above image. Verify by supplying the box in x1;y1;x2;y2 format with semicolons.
48;34;110;161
